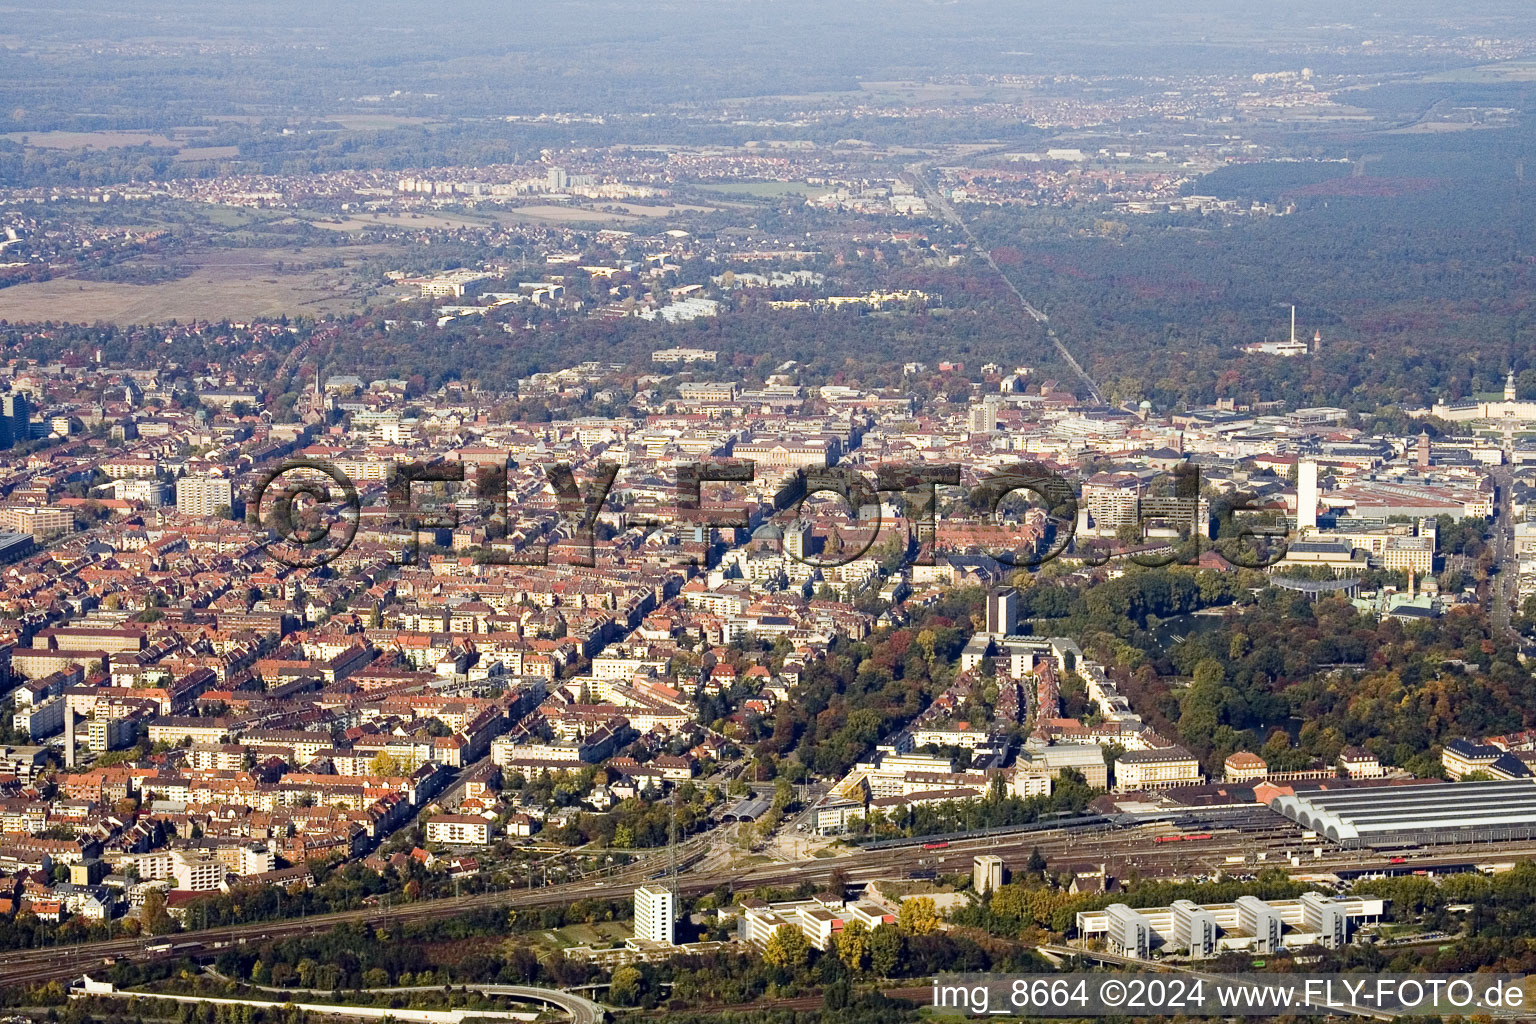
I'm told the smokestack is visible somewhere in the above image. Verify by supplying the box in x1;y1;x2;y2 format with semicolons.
64;708;75;769
1297;460;1318;532
1290;305;1296;344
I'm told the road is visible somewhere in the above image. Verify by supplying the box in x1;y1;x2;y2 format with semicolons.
83;982;604;1024
905;160;1105;404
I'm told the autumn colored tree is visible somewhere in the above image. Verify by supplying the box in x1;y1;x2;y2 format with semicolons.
835;918;869;971
762;923;811;970
898;896;941;936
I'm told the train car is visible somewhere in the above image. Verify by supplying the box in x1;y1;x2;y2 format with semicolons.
922;841;949;850
1153;835;1182;844
1182;833;1213;841
908;869;938;880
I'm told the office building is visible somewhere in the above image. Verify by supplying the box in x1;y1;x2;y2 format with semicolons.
0;392;29;449
0;506;74;541
1300;892;1347;949
1170;899;1218;958
1105;904;1151;958
783;520;812;561
1077;895;1384;959
1236;895;1283;954
1113;746;1203;790
634;885;676;945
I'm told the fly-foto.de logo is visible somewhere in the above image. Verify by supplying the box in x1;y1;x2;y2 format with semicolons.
246;457;1291;571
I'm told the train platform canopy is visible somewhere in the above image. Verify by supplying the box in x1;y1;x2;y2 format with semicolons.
722;794;773;821
1270;779;1536;846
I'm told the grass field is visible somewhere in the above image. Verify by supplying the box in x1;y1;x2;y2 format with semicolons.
1;130;178;150
549;921;631;947
0;246;382;323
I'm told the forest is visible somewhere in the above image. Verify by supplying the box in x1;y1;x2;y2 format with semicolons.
964;99;1536;410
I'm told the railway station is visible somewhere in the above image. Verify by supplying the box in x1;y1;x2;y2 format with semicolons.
1269;779;1536;847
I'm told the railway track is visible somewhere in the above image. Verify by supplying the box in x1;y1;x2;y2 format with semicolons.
6;817;1536;988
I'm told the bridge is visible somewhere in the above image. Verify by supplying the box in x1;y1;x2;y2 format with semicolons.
79;978;606;1024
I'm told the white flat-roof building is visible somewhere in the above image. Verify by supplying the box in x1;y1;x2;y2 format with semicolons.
1300;891;1347;949
1170;899;1218;959
1105;904;1151;959
1236;895;1283;954
1076;895;1384;960
634;885;676;945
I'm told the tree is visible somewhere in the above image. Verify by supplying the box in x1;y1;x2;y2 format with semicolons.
868;923;904;976
1027;846;1047;874
141;889;175;935
763;923;811;970
990;884;1027;921
834;918;869;971
898;895;941;936
608;965;643;1005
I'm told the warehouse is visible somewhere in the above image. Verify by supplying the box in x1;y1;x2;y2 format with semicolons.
1270;779;1536;847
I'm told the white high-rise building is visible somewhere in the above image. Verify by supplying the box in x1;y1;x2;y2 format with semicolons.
178;475;234;518
1297;460;1318;531
634;885;675;945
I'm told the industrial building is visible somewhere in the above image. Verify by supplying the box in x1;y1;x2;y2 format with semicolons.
1269;779;1536;846
1078;894;1383;959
